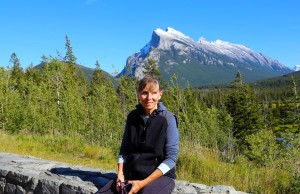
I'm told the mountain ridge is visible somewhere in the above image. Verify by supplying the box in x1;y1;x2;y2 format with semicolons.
117;27;293;87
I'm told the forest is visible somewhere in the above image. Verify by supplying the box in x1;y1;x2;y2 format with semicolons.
0;37;299;193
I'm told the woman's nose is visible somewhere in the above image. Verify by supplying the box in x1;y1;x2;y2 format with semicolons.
146;93;151;99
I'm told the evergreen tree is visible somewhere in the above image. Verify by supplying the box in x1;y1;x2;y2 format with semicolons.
143;59;160;76
163;75;233;150
291;76;300;131
22;66;45;133
142;58;165;87
117;76;138;115
9;53;25;91
0;67;9;131
64;35;77;65
225;71;265;152
0;66;25;133
88;61;123;146
40;59;66;134
60;61;86;135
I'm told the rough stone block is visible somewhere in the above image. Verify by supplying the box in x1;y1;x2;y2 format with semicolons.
212;185;236;192
0;153;249;194
0;178;6;194
4;183;16;194
15;185;26;194
172;185;197;194
34;179;60;194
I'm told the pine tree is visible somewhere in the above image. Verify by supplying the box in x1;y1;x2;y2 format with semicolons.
88;61;123;146
22;66;44;133
64;35;77;65
142;58;165;87
143;59;159;76
9;53;25;91
0;67;9;131
291;76;299;130
0;66;25;133
225;71;265;152
117;76;138;115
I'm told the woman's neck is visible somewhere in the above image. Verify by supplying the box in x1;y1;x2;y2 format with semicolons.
144;105;158;116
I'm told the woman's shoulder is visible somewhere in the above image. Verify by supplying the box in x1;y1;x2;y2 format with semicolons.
159;109;177;126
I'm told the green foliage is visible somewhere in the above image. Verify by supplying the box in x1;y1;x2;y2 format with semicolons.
177;141;290;193
1;44;299;192
86;62;123;146
225;72;265;152
245;130;279;166
289;173;300;194
64;35;77;65
163;75;233;150
116;75;138;114
143;59;161;79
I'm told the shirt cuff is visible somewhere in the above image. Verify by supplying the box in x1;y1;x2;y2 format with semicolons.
157;163;171;175
118;155;127;163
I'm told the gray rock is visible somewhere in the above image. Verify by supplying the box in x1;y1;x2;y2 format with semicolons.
0;178;6;193
15;185;26;194
34;179;60;194
4;183;16;194
0;152;249;194
172;185;197;194
212;185;236;192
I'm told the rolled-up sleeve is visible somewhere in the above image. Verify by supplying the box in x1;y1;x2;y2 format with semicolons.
157;115;179;174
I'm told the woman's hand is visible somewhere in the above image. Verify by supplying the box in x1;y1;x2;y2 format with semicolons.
127;180;144;194
116;162;125;192
116;174;125;192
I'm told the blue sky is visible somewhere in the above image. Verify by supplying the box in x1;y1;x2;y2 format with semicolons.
0;0;299;73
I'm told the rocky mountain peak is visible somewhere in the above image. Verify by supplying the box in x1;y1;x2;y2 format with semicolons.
117;27;293;87
293;64;300;71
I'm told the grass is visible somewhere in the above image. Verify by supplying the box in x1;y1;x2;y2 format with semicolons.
176;141;291;194
0;131;116;170
0;131;294;193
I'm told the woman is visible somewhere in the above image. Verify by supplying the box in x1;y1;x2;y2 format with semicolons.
98;75;179;194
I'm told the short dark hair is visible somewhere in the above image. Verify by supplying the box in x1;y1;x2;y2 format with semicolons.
137;75;160;93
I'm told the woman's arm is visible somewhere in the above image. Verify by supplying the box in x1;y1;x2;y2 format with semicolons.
158;115;179;174
127;168;163;194
116;114;131;190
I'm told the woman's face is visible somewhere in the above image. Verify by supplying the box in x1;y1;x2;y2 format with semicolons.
138;83;162;115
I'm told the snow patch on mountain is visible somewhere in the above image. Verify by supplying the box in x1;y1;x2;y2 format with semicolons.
293;65;300;71
153;28;195;50
197;38;285;69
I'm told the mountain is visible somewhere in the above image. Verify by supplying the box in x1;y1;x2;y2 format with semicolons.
293;65;300;71
117;27;293;87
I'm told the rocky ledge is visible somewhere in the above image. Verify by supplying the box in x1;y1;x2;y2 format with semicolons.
0;153;247;194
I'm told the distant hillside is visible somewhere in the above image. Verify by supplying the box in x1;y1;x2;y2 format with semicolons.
252;71;300;89
34;62;116;83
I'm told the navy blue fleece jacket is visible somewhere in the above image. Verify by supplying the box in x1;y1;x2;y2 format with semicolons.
118;102;179;175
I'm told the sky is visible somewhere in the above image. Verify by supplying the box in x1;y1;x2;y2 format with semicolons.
0;0;300;74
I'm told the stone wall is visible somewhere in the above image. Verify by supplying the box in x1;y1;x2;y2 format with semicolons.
0;153;247;194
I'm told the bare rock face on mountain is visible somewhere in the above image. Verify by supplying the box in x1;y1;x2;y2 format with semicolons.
117;27;292;87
